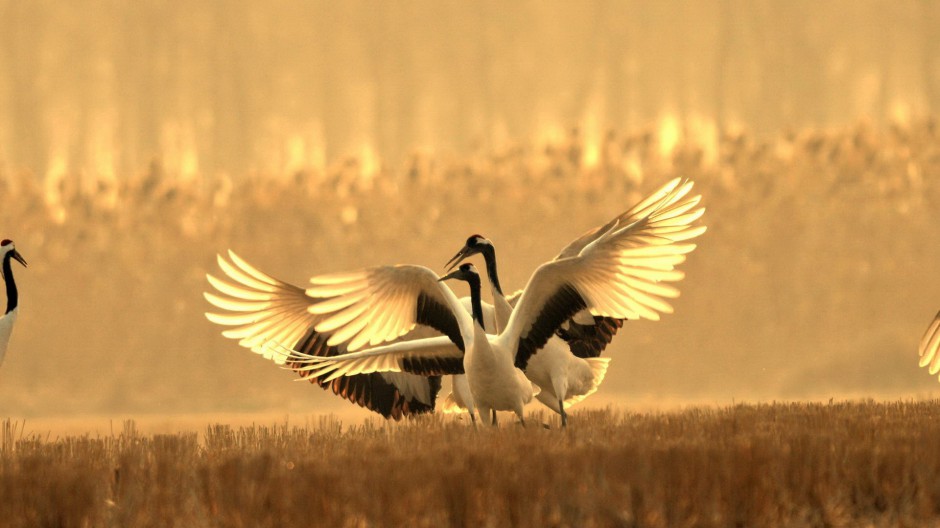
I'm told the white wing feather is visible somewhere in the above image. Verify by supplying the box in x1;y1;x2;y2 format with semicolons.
304;264;471;352
918;311;940;377
206;252;464;415
282;335;466;381
204;251;320;364
554;177;686;260
563;357;611;407
499;177;705;352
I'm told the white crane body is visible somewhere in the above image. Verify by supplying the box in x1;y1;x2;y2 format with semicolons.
0;240;27;369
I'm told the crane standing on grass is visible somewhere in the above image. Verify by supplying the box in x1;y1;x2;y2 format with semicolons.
442;233;624;426
286;177;705;426
205;177;705;425
0;240;27;368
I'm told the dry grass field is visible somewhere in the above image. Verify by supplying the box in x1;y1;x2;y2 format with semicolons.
3;401;940;527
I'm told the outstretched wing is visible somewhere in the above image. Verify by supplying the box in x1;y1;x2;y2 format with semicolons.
204;250;318;363
204;252;453;419
288;327;443;419
499;177;705;370
553;177;687;260
549;178;696;358
281;335;467;381
918;310;940;379
555;316;626;359
285;264;474;379
512;284;625;358
305;264;470;353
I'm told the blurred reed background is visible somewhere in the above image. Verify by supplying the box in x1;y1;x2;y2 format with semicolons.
0;1;938;421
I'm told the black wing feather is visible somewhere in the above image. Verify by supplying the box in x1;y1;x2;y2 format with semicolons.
515;283;587;371
401;356;465;376
556;316;625;358
287;328;441;420
398;293;467;375
276;277;465;419
416;292;465;352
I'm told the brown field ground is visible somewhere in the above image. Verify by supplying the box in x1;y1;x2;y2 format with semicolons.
4;401;940;527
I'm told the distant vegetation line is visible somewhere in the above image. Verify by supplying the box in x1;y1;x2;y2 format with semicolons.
0;118;936;221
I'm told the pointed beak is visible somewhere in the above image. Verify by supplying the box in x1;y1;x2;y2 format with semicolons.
438;269;462;282
444;245;471;271
11;249;27;268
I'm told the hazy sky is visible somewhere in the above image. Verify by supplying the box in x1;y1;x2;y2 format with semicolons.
1;1;937;177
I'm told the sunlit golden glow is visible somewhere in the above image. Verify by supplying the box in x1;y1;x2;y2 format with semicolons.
657;113;681;160
579;94;605;170
358;143;378;183
0;2;938;427
160;120;200;182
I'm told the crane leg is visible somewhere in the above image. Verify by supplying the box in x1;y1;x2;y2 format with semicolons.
559;398;568;427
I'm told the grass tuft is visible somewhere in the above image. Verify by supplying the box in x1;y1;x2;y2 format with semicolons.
3;401;940;526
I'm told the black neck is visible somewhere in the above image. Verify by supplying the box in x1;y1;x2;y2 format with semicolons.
466;274;485;329
3;252;17;314
481;246;503;295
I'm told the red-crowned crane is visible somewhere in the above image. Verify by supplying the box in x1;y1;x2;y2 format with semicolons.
287;178;706;426
443;233;622;426
0;240;27;368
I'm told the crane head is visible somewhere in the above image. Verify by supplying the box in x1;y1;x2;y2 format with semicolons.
0;239;27;272
438;262;480;284
444;234;493;271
